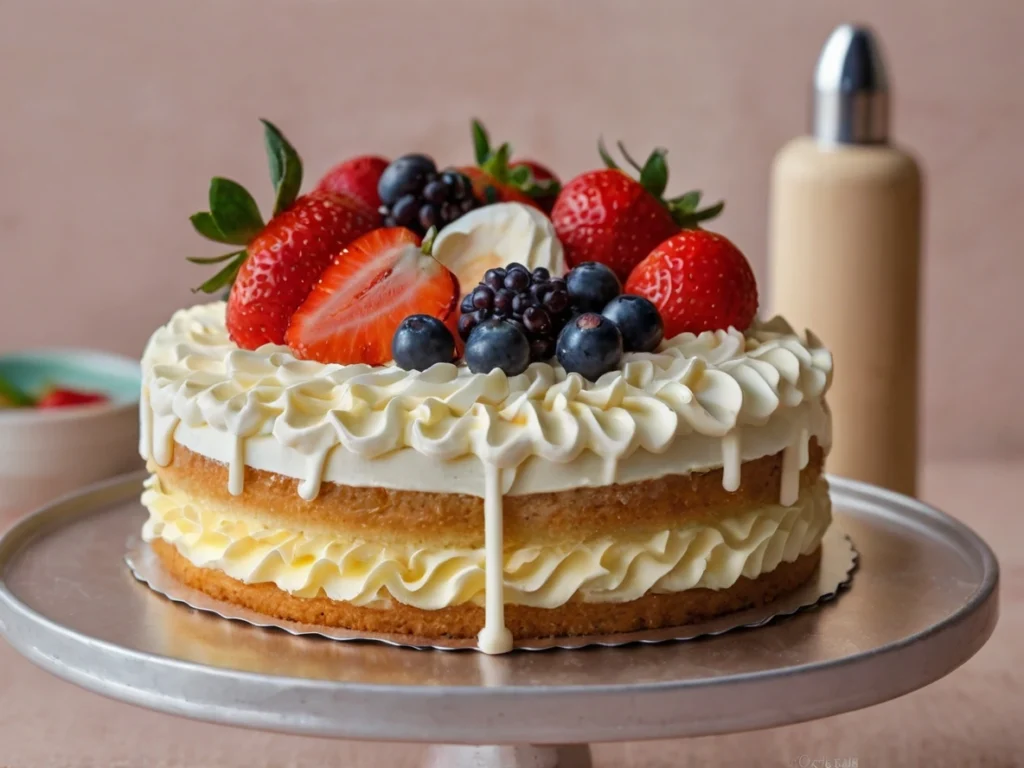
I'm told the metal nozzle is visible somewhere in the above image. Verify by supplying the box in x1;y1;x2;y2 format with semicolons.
813;24;889;145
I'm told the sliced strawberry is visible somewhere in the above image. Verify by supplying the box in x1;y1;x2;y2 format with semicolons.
315;155;389;213
37;388;109;408
286;228;460;365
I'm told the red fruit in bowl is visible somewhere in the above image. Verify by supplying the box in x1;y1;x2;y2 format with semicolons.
315;155;389;212
188;120;378;350
625;229;758;338
37;388;109;409
550;141;724;282
459;119;560;211
285;228;460;366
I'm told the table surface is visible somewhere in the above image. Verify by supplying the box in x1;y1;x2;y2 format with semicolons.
1;458;1020;767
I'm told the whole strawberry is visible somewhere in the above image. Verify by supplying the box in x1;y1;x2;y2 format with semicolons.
315;155;389;212
625;230;758;338
189;120;377;350
551;141;724;282
459;119;560;210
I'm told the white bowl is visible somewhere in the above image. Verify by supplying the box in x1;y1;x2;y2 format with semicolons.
0;348;141;516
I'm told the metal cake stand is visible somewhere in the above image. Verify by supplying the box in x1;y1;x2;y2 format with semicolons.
0;472;999;768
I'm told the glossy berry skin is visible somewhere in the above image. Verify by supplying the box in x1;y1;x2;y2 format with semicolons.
464;318;531;377
378;155;479;235
315;155;389;213
625;230;758;338
458;263;572;362
228;192;377;349
551;169;679;282
556;313;624;382
36;388;108;408
602;295;664;353
565;261;621;313
392;314;456;371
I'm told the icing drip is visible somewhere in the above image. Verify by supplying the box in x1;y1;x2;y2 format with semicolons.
798;426;810;469
478;463;513;655
298;450;330;502
721;433;742;492
228;436;245;496
780;430;805;507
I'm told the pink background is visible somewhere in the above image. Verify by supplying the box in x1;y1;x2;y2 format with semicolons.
2;0;1023;460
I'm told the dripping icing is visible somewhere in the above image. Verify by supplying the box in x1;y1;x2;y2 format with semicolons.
721;433;742;492
228;436;245;496
478;463;513;654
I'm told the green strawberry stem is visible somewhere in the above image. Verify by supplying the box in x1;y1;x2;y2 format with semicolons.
421;226;439;256
469;118;561;199
189;120;304;294
598;139;724;229
0;373;35;407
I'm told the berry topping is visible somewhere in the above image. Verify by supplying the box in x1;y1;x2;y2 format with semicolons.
377;154;479;235
565;261;621;313
36;388;109;409
188;120;377;350
551;141;723;282
285;227;460;365
625;230;758;337
556;313;624;382
465;119;561;211
464;318;531;377
458;262;572;362
315;155;389;213
392;314;456;372
602;295;664;353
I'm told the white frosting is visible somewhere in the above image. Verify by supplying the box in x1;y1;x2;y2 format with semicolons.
139;302;833;653
431;202;565;294
142;474;832;609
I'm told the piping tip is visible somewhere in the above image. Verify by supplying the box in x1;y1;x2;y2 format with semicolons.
813;24;890;145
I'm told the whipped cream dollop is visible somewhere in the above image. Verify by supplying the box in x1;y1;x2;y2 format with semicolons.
143;474;831;610
431;202;565;292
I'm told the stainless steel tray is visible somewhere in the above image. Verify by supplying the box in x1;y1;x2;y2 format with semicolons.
0;472;999;766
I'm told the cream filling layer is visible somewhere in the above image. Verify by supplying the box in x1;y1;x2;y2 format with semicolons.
141;475;832;610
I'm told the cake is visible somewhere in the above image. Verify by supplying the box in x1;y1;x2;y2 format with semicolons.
138;120;833;654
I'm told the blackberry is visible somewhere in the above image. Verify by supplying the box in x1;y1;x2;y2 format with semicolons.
458;263;572;362
378;155;480;235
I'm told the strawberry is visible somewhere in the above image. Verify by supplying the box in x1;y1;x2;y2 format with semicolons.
625;229;758;338
37;388;109;408
315;155;389;213
550;141;724;282
459;119;560;210
189;120;377;349
285;228;460;365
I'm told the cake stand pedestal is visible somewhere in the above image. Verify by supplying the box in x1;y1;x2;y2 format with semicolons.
0;474;999;768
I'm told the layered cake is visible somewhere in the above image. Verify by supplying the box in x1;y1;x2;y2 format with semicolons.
140;120;833;653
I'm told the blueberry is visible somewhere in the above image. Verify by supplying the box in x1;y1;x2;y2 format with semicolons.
392;194;419;227
377;154;437;205
556;313;623;381
464;319;531;376
423;180;448;205
566;262;622;313
602;295;664;353
392;315;455;371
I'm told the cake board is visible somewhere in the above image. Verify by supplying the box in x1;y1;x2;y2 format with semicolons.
0;473;999;768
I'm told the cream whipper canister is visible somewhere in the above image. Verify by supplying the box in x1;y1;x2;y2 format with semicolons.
769;24;922;495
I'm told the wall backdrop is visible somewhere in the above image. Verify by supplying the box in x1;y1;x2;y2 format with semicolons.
2;0;1022;459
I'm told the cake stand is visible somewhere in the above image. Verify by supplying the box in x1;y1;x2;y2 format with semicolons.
0;473;999;768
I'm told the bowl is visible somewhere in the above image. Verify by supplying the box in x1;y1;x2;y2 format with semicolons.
0;348;141;516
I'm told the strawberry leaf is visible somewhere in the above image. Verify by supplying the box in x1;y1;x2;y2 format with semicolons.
0;373;34;407
638;149;668;199
674;200;725;229
209;178;265;243
187;251;243;265
616;141;645;174
482;142;512;183
508;165;531;186
261;118;303;217
472;119;491;166
190;211;248;245
192;251;247;294
597;138;620;170
669;190;702;215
